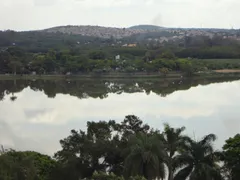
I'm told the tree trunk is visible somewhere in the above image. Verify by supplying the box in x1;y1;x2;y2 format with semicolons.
168;165;173;180
14;65;16;75
143;163;149;180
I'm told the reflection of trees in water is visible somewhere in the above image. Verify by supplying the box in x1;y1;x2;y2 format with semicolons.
10;93;17;101
0;80;21;101
0;77;239;101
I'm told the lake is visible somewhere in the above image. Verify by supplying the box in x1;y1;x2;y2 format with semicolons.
0;76;240;155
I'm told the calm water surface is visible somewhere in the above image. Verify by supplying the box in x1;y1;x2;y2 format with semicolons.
0;77;240;155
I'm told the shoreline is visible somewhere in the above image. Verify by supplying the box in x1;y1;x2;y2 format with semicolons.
0;71;240;80
0;72;182;80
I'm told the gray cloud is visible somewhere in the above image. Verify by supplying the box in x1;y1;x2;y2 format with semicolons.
24;108;53;119
0;119;45;153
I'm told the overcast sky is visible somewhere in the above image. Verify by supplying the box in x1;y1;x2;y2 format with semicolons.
0;0;240;31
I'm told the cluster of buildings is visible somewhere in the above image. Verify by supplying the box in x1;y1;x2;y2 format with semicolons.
146;29;240;44
43;25;240;46
44;25;147;39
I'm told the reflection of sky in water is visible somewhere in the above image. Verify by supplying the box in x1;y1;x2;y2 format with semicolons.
0;80;240;155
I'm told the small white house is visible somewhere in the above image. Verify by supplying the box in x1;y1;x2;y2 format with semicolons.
115;55;120;60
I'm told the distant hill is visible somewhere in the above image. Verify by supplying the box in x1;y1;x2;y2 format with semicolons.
1;25;238;52
40;25;236;40
129;25;164;31
42;25;149;39
41;25;168;39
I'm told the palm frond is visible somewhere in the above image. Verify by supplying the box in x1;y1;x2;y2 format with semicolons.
201;134;217;146
175;134;222;180
124;151;143;177
173;153;193;171
174;165;193;180
124;132;166;179
176;126;186;136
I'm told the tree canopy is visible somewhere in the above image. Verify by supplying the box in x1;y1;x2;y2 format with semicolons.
0;115;239;180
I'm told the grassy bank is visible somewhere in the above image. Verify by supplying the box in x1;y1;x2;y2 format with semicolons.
1;70;240;80
0;72;183;80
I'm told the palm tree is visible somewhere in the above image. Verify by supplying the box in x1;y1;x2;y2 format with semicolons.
162;124;186;180
173;134;222;180
123;133;167;180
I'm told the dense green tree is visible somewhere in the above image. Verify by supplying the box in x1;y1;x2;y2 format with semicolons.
89;51;106;60
121;115;150;138
0;51;11;73
222;134;240;180
144;51;155;62
54;120;122;180
162;124;186;180
0;150;56;180
43;50;57;73
6;47;26;58
124;133;166;180
174;134;222;180
8;60;23;75
159;51;176;59
176;59;194;76
54;115;155;180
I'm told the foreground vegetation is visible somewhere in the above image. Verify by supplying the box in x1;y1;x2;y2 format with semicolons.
0;115;240;180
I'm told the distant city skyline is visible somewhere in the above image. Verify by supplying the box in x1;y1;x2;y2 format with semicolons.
1;0;240;31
